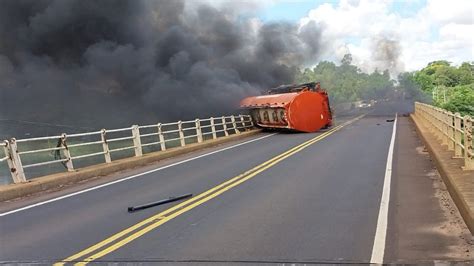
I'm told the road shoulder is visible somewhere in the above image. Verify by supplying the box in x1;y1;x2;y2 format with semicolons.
387;116;472;262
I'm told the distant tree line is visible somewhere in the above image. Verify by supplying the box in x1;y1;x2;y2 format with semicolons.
295;54;474;116
408;60;474;116
295;54;394;104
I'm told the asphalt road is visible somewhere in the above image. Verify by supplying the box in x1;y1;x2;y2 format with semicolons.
0;107;471;264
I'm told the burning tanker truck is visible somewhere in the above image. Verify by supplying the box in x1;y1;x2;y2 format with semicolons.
240;82;333;133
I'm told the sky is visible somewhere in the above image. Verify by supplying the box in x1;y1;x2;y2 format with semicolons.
257;0;473;75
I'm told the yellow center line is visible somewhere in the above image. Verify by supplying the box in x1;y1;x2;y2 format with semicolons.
55;115;364;265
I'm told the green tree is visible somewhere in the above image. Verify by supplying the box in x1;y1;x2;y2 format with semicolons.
296;58;394;103
341;53;352;65
398;72;430;102
434;65;459;87
413;71;434;92
457;62;474;85
411;61;474;116
441;84;474;116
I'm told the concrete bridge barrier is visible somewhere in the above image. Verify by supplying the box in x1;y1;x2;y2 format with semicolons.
412;102;474;234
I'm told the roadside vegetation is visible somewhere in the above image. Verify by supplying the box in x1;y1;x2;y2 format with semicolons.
411;60;474;116
295;54;395;104
296;54;474;116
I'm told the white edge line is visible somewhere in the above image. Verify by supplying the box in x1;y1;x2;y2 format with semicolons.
0;133;277;217
370;113;398;264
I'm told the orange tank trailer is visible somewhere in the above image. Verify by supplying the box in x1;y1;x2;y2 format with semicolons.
240;82;333;133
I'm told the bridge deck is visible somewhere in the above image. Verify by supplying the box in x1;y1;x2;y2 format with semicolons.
0;115;471;264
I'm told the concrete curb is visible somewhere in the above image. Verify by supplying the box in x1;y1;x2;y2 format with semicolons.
411;114;474;234
0;130;262;202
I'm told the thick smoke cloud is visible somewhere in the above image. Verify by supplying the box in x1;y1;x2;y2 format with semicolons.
371;35;404;79
0;0;322;134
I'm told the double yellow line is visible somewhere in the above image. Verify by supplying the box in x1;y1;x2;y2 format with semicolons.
55;115;364;265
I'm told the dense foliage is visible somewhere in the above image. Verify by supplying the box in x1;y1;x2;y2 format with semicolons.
296;54;474;116
412;61;474;116
295;55;394;103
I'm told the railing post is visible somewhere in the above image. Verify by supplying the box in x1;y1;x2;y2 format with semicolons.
432;107;437;130
425;105;433;129
454;113;462;158
463;116;473;170
441;111;448;145
195;119;203;143
222;116;229;137
178;121;185;146
421;105;426;123
434;108;440;138
420;106;426;124
101;129;112;163
432;108;438;135
210;117;217;139
447;113;454;150
239;114;246;130
437;108;443;139
248;115;254;127
415;103;421;118
131;125;143;157
427;105;433;127
440;109;445;139
231;115;240;134
157;123;166;151
4;139;26;183
60;133;74;172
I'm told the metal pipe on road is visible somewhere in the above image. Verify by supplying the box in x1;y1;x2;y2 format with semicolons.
127;193;193;213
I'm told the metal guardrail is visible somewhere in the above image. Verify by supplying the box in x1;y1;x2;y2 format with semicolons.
1;115;253;184
414;102;473;170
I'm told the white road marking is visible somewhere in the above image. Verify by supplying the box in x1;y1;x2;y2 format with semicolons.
0;133;277;217
370;113;398;263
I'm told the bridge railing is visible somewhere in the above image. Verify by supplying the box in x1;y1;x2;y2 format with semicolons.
1;115;254;184
414;102;473;170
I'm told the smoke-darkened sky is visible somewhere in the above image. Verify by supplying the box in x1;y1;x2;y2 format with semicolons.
0;0;322;131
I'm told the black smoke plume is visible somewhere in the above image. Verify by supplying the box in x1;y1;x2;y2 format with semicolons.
371;35;404;79
0;0;322;136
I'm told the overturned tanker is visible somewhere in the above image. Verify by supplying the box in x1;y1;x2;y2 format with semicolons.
240;82;333;133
